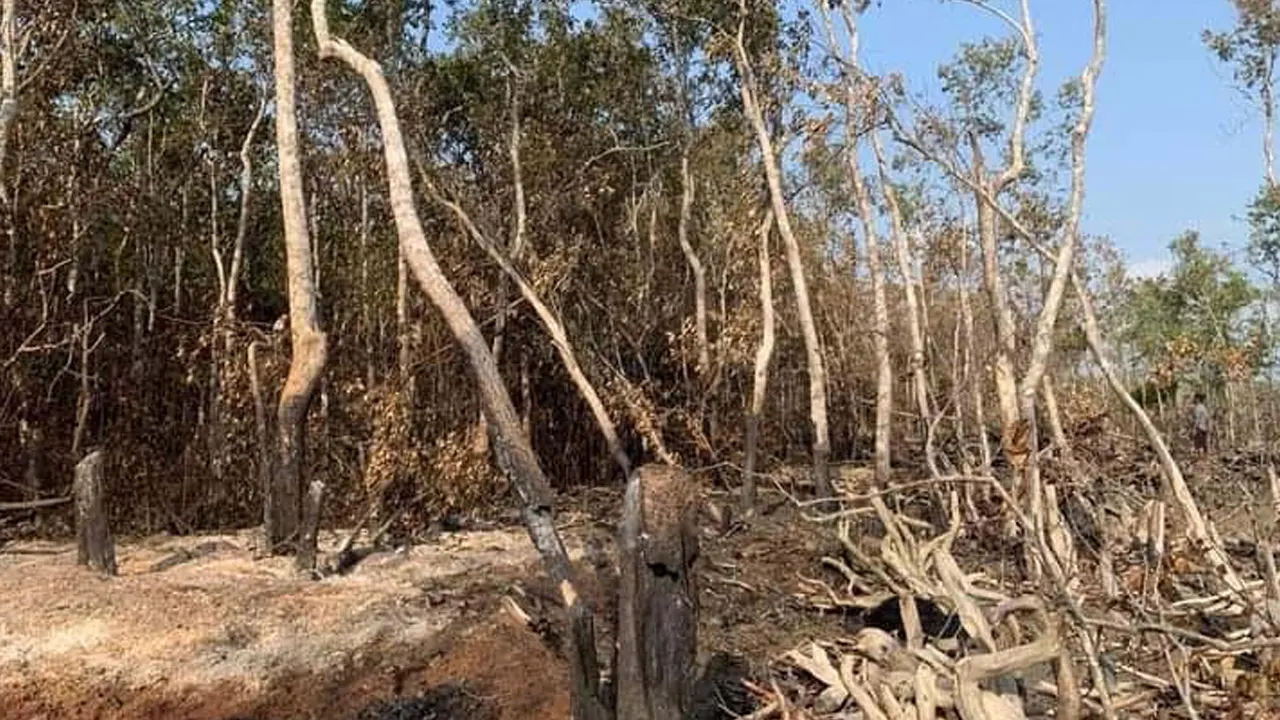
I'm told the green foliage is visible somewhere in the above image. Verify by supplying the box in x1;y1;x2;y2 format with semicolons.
1203;0;1280;95
1247;182;1280;282
1122;231;1265;387
937;37;1041;141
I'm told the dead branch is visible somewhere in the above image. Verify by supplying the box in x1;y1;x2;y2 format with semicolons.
0;496;70;511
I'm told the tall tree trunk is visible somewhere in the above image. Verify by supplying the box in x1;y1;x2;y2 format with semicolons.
207;127;226;487
491;72;529;367
862;217;893;491
1016;0;1105;573
974;189;1022;449
271;0;329;566
743;207;775;512
676;149;709;379
227;97;266;325
209;142;224;312
959;227;992;471
309;10;609;717
480;73;531;456
872;133;932;449
0;0;17;204
733;16;832;498
820;3;891;490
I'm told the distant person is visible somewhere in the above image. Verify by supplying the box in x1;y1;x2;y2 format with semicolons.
1191;392;1210;455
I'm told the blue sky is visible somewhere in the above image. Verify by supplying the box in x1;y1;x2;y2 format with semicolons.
454;1;1256;278
848;0;1260;278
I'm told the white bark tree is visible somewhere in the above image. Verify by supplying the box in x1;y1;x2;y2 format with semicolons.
743;206;776;511
309;6;611;715
733;4;834;497
271;0;329;568
817;2;893;489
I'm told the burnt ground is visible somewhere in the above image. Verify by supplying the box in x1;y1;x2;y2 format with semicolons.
2;447;1271;720
0;481;851;720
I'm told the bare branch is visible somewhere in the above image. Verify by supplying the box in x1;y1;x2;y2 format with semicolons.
1020;0;1106;399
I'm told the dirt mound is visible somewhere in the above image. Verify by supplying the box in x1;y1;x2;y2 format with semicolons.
0;527;583;719
408;613;571;720
0;485;855;719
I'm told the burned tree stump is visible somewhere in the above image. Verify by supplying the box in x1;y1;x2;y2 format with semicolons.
74;449;116;576
615;464;700;720
296;478;325;573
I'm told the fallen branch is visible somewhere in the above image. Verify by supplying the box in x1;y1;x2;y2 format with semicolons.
0;496;70;511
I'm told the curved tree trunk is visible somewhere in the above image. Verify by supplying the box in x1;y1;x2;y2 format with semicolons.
1016;0;1106;574
226;96;266;325
1073;271;1246;593
676;149;709;379
309;9;609;717
743;207;775;512
733;19;832;498
271;0;329;566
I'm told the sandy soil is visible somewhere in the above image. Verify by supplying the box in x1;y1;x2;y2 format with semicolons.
0;486;851;720
0;526;586;720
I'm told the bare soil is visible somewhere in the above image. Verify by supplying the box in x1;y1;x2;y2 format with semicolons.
0;486;849;720
7;447;1254;720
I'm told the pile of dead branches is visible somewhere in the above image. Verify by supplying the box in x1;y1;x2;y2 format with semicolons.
749;470;1280;719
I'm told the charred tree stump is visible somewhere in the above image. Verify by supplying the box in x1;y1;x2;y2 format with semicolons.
615;464;700;720
296;478;325;573
74;449;116;576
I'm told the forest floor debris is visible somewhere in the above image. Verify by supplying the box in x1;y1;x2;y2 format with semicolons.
2;446;1278;719
754;447;1280;719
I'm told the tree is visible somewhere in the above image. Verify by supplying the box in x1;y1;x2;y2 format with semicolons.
271;0;329;568
897;1;1040;465
742;207;775;511
1123;232;1261;392
309;4;613;716
815;1;893;491
733;0;835;498
1207;2;1280;356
